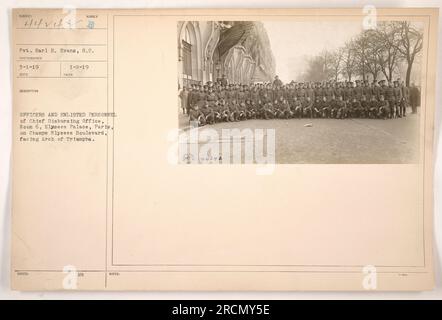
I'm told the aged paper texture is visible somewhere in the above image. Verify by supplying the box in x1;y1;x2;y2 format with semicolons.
11;8;438;290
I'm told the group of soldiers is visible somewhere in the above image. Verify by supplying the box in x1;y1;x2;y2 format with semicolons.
179;75;417;127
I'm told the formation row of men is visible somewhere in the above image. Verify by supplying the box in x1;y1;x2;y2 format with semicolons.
179;77;418;126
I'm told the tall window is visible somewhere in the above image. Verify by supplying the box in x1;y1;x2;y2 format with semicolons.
182;26;193;79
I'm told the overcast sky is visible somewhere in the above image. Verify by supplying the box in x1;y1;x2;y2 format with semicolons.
262;21;363;83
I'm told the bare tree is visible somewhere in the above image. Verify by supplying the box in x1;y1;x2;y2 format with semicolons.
303;55;326;82
360;30;382;81
352;32;370;81
392;21;423;86
299;21;423;85
341;41;357;81
302;50;334;82
372;22;401;82
329;48;344;81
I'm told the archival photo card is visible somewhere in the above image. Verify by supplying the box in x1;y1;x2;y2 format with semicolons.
11;8;438;291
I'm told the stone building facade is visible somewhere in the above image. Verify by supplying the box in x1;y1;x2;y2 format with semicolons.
177;21;275;88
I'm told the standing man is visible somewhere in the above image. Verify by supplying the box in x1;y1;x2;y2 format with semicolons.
372;80;381;100
409;83;421;114
384;81;395;118
273;75;283;87
343;81;352;102
399;78;410;117
354;80;363;101
305;82;315;102
362;80;372;101
179;86;189;115
393;80;403;117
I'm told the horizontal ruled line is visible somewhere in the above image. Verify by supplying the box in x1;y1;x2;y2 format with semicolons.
16;76;107;79
16;60;108;62
16;27;107;30
15;43;107;46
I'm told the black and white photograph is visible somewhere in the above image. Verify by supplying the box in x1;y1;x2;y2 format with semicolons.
177;20;424;164
3;3;441;297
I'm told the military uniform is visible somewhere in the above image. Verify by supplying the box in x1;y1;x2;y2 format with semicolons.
292;98;303;119
335;99;346;119
378;99;391;119
393;82;403;117
368;98;379;118
351;100;363;118
324;85;334;101
353;81;363;100
329;98;338;118
321;98;331;118
302;98;312;118
384;84;395;118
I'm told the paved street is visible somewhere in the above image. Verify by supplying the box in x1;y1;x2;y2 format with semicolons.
180;110;420;164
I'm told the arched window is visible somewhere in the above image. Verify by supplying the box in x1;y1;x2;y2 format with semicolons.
182;25;193;79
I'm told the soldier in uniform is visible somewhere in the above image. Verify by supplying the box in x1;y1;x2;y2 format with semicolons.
229;99;240;122
189;103;203;126
288;83;296;107
325;82;334;102
294;82;301;100
343;97;352;118
384;81;396;118
212;100;222;123
314;82;323;101
312;96;321;118
249;99;258;119
188;84;198;110
292;96;303;119
343;81;352;102
256;100;265;119
238;102;247;121
280;99;293;119
378;95;391;119
400;79;410;117
372;80;382;100
206;87;217;108
250;85;260;106
351;97;363;118
265;83;274;102
409;82;420;114
305;82;315;102
368;95;379;119
329;96;338;119
393;80;403;117
273;98;284;119
263;101;275;120
194;85;205;110
336;96;346;119
216;85;226;102
303;96;313;118
237;85;247;104
201;101;215;125
321;96;331;118
226;84;237;103
363;80;372;101
354;80;363;101
273;75;283;87
273;85;283;101
334;82;343;100
360;95;370;118
220;99;231;122
179;86;189;115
